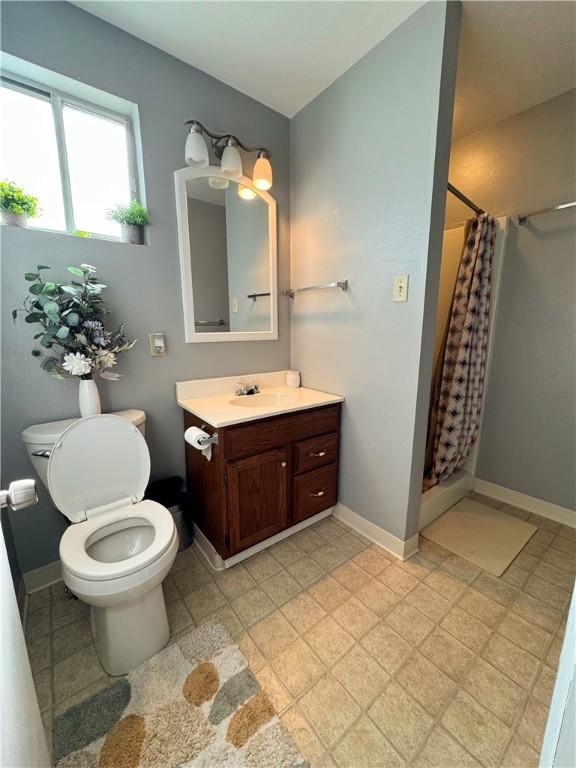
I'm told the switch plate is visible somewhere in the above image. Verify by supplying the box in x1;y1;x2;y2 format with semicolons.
232;297;238;313
148;332;166;356
393;275;409;302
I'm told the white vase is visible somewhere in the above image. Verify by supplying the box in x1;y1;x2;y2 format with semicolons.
79;378;101;417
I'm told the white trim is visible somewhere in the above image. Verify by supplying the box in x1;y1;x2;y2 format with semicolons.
193;508;333;570
174;165;278;343
420;469;473;529
23;560;62;594
332;503;419;561
474;479;576;529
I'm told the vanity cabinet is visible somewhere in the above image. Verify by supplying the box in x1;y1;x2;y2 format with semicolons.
183;403;341;560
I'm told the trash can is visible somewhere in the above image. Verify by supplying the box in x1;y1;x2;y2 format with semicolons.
144;476;193;552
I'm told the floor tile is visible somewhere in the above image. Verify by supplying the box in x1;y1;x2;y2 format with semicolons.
441;690;510;767
512;551;540;573
27;633;52;673
299;674;361;749
332;561;372;593
308;575;351;612
500;565;529;589
27;588;50;614
270;537;306;567
171;546;199;573
166;599;194;634
353;545;394;576
332;644;389;709
516;697;549;751
377;565;418;597
255;664;292;713
462;657;526;726
534;561;575;592
527;513;560;533
497;611;553;658
33;668;53;712
244;551;283;582
413;726;481;768
305;615;355;666
50;582;70;604
511;592;562;633
419;628;474;682
458;588;506;628
26;606;50;641
332;596;379;640
53;676;110;717
418;538;450;564
396;651;455;716
311;544;349;571
332;716;403;768
368;680;433;760
439;554;481;584
406;582;451;622
184;581;227;621
237;632;265;672
482;633;539;689
202;605;243;639
542;548;575;574
332;532;368;558
361;622;412;675
532;664;556;707
171;560;211;595
522;574;570;611
499;504;530;521
313;519;346;542
281;592;326;634
260;569;301;606
271;639;325;696
440;606;492;653
546;635;562;669
52;616;93;663
356;579;399;617
290;528;324;554
501;735;540;768
523;539;549;558
162;574;180;604
471;494;502;509
214;564;256;600
398;554;437;580
249;611;298;659
53;646;104;703
287;556;324;588
472;573;517;606
231;586;275;627
281;706;325;764
385;602;434;646
424;569;467;602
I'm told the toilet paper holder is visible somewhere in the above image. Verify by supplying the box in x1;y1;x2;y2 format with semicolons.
198;425;219;447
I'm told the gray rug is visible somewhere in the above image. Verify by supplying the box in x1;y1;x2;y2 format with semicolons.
54;622;308;768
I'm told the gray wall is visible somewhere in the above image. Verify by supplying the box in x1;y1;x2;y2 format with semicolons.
447;90;575;508
0;1;291;572
188;198;230;331
290;2;461;541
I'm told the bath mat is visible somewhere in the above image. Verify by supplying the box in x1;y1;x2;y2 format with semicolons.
53;622;309;768
422;498;537;576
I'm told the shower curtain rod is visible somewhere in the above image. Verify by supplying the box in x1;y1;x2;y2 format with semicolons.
447;182;485;215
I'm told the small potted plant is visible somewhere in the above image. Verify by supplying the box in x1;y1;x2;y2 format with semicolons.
0;181;40;227
107;200;150;244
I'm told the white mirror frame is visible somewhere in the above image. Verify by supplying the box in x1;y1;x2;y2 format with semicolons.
174;165;278;343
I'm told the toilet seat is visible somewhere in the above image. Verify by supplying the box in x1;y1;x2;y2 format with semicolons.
60;499;175;581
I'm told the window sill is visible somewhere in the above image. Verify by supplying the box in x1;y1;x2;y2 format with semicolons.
0;222;148;246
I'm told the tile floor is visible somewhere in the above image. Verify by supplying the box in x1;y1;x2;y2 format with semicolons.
25;493;574;767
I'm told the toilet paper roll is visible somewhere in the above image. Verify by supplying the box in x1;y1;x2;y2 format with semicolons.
184;426;212;462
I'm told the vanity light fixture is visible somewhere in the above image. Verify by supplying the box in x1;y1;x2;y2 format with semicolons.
238;185;256;200
184;119;273;190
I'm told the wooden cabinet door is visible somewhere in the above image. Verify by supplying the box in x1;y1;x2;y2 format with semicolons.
227;448;288;555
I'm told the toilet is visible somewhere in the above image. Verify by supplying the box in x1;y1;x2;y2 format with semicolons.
22;411;178;676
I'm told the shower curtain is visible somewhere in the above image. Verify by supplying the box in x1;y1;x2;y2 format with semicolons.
429;213;497;484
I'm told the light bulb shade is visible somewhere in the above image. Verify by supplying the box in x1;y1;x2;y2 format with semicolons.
238;185;256;200
208;177;230;190
253;155;273;190
185;128;209;167
221;143;243;178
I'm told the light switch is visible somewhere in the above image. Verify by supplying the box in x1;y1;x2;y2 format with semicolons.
393;275;409;302
232;297;238;313
148;332;166;356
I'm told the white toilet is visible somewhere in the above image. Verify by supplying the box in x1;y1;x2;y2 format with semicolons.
22;411;179;676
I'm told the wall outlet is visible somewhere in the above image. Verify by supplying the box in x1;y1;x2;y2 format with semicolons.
148;332;166;356
232;297;238;313
393;275;409;302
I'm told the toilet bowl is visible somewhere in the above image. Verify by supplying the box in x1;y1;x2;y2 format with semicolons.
22;412;178;676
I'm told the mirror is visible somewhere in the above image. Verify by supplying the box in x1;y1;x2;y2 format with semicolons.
175;166;277;342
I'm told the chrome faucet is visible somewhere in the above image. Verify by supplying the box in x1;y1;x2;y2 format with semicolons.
235;381;260;396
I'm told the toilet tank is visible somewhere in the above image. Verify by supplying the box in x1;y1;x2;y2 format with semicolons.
22;410;146;491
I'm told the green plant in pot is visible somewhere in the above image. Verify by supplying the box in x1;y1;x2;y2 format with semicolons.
107;200;150;244
0;180;40;227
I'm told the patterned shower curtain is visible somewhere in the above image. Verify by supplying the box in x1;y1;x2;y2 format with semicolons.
430;213;497;483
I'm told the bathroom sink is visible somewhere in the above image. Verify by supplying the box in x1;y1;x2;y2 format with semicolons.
229;393;292;408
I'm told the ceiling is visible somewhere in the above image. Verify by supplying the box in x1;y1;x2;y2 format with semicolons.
74;1;575;137
73;1;423;118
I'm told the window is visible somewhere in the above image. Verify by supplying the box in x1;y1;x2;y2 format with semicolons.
0;76;137;238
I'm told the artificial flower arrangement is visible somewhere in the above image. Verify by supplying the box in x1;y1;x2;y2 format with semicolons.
13;263;136;382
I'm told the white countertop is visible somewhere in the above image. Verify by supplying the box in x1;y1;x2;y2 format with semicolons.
177;385;344;428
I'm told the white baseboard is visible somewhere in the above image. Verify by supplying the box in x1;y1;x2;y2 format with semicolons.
420;470;473;530
475;479;575;529
194;508;334;571
333;503;419;561
23;560;62;594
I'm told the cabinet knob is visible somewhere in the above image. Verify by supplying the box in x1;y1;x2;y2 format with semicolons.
309;489;325;497
309;450;327;457
281;461;287;467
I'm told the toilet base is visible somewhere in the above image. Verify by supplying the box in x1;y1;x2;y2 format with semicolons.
91;584;170;675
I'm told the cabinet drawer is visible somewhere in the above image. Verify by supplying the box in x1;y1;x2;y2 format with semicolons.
293;432;339;475
292;464;338;524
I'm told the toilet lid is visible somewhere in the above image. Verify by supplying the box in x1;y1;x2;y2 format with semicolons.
47;414;150;523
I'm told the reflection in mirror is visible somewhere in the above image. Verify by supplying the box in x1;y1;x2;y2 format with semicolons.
186;178;271;334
